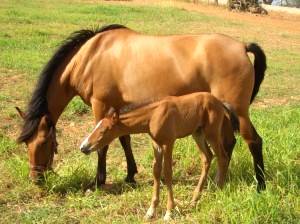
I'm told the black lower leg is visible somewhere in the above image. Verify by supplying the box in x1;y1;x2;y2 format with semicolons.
119;135;138;183
249;134;266;192
96;145;109;187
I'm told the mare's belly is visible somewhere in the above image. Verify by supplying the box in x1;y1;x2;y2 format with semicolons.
119;71;209;103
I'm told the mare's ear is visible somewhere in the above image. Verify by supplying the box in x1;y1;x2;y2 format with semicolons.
38;115;52;133
15;107;26;119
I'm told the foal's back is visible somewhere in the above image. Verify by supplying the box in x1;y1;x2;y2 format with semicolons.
149;92;224;143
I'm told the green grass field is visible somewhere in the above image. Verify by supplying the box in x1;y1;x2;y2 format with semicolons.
0;0;299;223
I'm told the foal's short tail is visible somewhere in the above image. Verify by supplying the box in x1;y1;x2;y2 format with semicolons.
246;43;267;104
222;103;240;133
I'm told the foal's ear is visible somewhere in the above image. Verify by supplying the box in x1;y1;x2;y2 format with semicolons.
15;107;26;119
106;107;119;124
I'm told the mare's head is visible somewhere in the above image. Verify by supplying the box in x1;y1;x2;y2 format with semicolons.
80;108;119;154
16;107;57;183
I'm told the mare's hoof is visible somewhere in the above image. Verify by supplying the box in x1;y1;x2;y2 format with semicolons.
124;176;136;184
257;182;266;192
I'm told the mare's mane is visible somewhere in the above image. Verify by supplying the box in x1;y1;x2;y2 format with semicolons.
18;24;127;143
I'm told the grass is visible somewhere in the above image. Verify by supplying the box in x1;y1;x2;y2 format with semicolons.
0;0;299;223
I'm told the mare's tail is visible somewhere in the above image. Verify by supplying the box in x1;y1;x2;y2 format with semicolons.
246;43;267;104
222;103;240;133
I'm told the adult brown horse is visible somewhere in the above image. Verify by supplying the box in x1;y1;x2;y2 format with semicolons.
16;24;266;191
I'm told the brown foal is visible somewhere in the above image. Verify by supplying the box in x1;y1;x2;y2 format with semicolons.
80;92;239;221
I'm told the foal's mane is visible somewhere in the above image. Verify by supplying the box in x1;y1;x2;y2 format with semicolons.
18;24;128;143
119;98;163;115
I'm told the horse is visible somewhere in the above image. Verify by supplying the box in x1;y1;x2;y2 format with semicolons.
16;24;266;191
79;92;240;221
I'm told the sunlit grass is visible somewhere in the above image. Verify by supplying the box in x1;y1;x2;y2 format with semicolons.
0;0;299;223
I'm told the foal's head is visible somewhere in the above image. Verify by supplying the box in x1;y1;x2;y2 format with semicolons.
80;108;119;154
16;107;57;183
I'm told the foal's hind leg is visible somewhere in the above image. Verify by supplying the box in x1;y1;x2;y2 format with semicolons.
205;129;229;188
239;115;265;191
119;135;138;183
191;131;213;204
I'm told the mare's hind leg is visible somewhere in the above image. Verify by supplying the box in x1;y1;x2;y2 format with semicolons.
239;115;265;191
191;130;213;204
119;135;138;183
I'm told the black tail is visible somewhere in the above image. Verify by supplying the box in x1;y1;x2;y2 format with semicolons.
246;43;267;104
222;103;240;133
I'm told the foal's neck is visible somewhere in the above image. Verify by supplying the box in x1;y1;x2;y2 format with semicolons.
117;102;160;134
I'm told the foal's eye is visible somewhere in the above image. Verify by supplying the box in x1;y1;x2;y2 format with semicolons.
40;139;47;146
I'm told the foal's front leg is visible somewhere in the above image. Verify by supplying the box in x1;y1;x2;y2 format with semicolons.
145;142;163;220
162;143;175;221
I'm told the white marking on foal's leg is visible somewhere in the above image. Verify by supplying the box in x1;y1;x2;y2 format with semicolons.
163;210;173;222
144;206;156;220
80;120;103;149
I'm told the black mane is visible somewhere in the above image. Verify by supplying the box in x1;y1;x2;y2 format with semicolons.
18;24;127;143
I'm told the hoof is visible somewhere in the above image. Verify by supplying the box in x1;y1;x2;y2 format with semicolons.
190;200;197;208
144;207;155;221
257;181;266;192
124;176;136;184
163;210;173;222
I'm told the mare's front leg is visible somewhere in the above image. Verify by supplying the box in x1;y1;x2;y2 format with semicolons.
91;100;109;186
145;141;163;220
191;130;213;204
91;100;137;186
119;135;138;183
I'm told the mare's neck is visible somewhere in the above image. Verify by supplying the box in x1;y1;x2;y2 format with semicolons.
46;72;75;124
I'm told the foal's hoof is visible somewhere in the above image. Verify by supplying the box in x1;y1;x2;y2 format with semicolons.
144;207;156;221
163;210;173;222
190;200;198;208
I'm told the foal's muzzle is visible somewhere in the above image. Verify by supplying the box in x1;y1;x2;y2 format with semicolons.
80;145;92;155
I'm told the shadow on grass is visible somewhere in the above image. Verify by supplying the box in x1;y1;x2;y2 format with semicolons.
40;170;140;196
